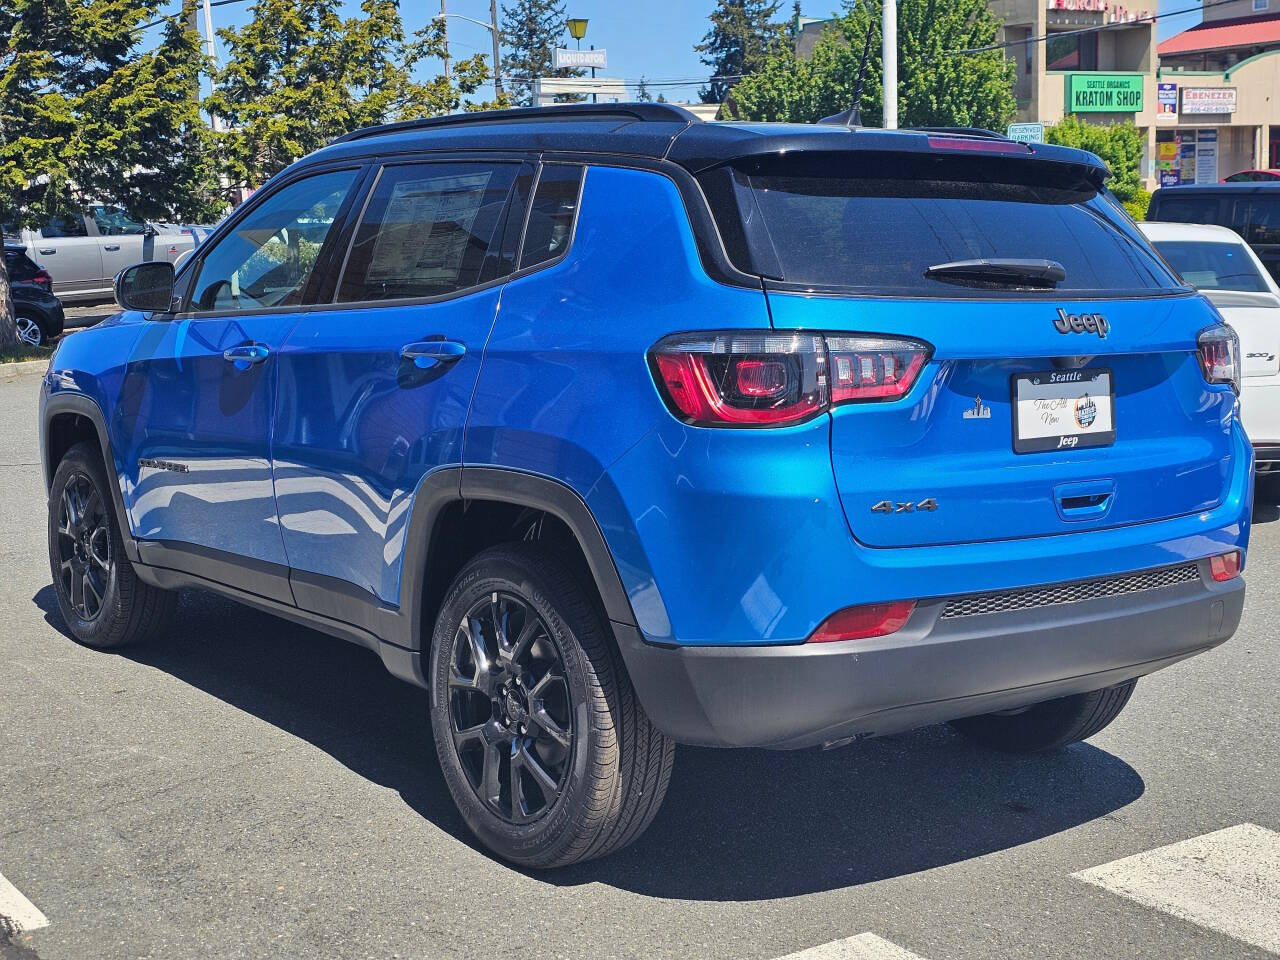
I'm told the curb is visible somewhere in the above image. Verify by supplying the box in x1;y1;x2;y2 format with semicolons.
0;359;48;379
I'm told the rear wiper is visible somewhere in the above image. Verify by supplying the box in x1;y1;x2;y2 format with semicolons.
924;258;1067;289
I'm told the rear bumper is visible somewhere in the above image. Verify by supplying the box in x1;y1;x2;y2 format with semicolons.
1254;443;1280;468
618;560;1244;749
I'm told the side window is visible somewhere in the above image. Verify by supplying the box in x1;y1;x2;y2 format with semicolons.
189;169;355;313
1153;197;1221;225
5;251;38;281
1231;198;1280;245
337;161;517;303
39;214;89;238
519;164;585;271
89;204;146;236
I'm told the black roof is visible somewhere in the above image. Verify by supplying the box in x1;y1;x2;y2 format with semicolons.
305;102;1108;178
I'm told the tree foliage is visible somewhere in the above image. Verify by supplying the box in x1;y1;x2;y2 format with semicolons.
209;0;493;188
695;0;784;104
1046;116;1149;219
500;0;581;107
727;0;1016;130
0;0;223;228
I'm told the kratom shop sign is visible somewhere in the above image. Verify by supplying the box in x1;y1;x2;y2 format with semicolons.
1066;73;1144;113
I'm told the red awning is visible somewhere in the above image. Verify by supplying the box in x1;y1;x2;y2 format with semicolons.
1159;12;1280;56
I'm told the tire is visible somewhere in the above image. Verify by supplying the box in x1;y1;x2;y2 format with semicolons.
47;441;176;649
429;544;675;868
949;679;1137;753
15;313;45;347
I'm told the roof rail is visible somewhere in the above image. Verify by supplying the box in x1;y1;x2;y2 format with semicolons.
331;102;700;146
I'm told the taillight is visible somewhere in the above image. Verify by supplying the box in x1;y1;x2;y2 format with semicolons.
926;135;1029;155
33;269;52;290
1198;325;1241;394
808;601;916;643
649;331;930;427
1209;551;1242;582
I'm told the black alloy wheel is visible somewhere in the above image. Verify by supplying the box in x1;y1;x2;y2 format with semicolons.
447;591;574;825
55;472;111;621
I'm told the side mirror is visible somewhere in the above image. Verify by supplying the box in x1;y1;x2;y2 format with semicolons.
115;261;175;313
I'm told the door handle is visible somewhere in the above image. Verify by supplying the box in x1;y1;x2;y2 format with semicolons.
103;244;121;252
223;344;270;366
38;248;55;255
400;339;466;367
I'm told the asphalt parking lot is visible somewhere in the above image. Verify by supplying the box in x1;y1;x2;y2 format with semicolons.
1;363;1277;960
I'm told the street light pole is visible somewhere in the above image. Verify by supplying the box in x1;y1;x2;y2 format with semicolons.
489;0;504;100
882;0;897;129
440;0;449;87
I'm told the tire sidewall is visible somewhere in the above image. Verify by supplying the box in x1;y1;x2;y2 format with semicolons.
47;446;125;647
429;550;609;866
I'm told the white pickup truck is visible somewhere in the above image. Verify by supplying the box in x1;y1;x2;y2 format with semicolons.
1141;220;1280;496
9;204;213;304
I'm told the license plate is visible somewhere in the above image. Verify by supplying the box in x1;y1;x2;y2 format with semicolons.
1011;369;1115;454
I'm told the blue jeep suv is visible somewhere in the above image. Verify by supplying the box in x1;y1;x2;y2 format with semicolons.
41;104;1251;867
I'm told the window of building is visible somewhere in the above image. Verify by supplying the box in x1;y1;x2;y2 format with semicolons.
338;162;517;303
1046;31;1098;70
1254;0;1268;12
190;169;355;313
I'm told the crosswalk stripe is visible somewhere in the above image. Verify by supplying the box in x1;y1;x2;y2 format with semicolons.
0;870;49;934
772;932;929;960
1073;822;1280;955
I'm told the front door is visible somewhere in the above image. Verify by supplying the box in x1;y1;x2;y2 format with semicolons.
121;168;360;600
272;159;522;609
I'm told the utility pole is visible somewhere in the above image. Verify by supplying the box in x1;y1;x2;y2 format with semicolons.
200;0;222;132
882;0;897;129
489;0;504;100
440;0;449;87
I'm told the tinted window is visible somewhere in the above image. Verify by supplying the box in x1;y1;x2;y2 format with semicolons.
4;250;39;281
190;170;355;313
1154;196;1223;225
711;155;1179;296
519;165;584;270
40;214;88;238
1231;198;1280;245
1153;241;1270;292
338;162;516;303
89;204;146;236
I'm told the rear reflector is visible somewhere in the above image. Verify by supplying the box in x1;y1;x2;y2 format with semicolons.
807;601;916;643
1209;551;1242;582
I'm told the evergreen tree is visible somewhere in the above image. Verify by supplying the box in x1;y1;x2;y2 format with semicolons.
500;0;580;107
209;0;491;189
727;0;1015;131
695;0;784;104
636;76;652;102
0;0;218;227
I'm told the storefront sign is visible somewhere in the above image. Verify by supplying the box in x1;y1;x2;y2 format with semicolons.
552;48;607;70
1156;140;1181;186
1195;129;1219;184
1180;140;1197;182
1066;74;1144;113
1157;82;1178;122
1006;122;1045;144
1181;87;1237;115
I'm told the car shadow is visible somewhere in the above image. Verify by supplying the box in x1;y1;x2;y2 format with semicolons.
1252;499;1279;524
32;585;1145;901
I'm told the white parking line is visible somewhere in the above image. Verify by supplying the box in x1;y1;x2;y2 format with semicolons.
772;932;929;960
1073;823;1280;955
0;871;49;933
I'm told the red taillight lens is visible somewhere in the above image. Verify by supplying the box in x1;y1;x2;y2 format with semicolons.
808;601;916;643
926;135;1029;155
1198;324;1241;394
1209;551;1242;582
650;332;930;427
827;336;930;402
33;269;53;290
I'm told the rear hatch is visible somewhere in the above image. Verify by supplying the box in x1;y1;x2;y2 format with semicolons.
701;144;1236;548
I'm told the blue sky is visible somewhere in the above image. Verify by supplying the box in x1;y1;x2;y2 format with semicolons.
194;0;1205;102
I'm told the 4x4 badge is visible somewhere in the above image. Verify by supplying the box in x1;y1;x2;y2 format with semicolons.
872;498;938;514
1054;308;1109;339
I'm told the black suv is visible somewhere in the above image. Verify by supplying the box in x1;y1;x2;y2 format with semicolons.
4;241;65;346
1148;182;1280;283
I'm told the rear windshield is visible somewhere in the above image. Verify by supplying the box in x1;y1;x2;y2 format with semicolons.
703;153;1183;297
1152;240;1270;292
3;249;38;281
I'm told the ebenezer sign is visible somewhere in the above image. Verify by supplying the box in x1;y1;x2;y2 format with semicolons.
1066;73;1144;113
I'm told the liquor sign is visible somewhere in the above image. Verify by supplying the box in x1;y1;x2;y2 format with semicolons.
1066;73;1144;113
1157;82;1178;122
552;48;607;70
1181;87;1237;115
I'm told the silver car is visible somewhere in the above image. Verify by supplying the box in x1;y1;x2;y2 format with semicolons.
13;205;212;303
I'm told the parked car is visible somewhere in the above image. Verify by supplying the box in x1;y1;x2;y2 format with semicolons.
1223;170;1280;183
41;105;1250;868
1147;182;1280;284
7;206;213;304
1141;221;1280;493
4;241;64;346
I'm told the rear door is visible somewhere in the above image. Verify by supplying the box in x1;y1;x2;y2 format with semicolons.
709;149;1234;548
272;157;524;609
27;215;103;299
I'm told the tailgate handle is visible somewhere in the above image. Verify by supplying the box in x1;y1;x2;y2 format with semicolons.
1054;479;1115;522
